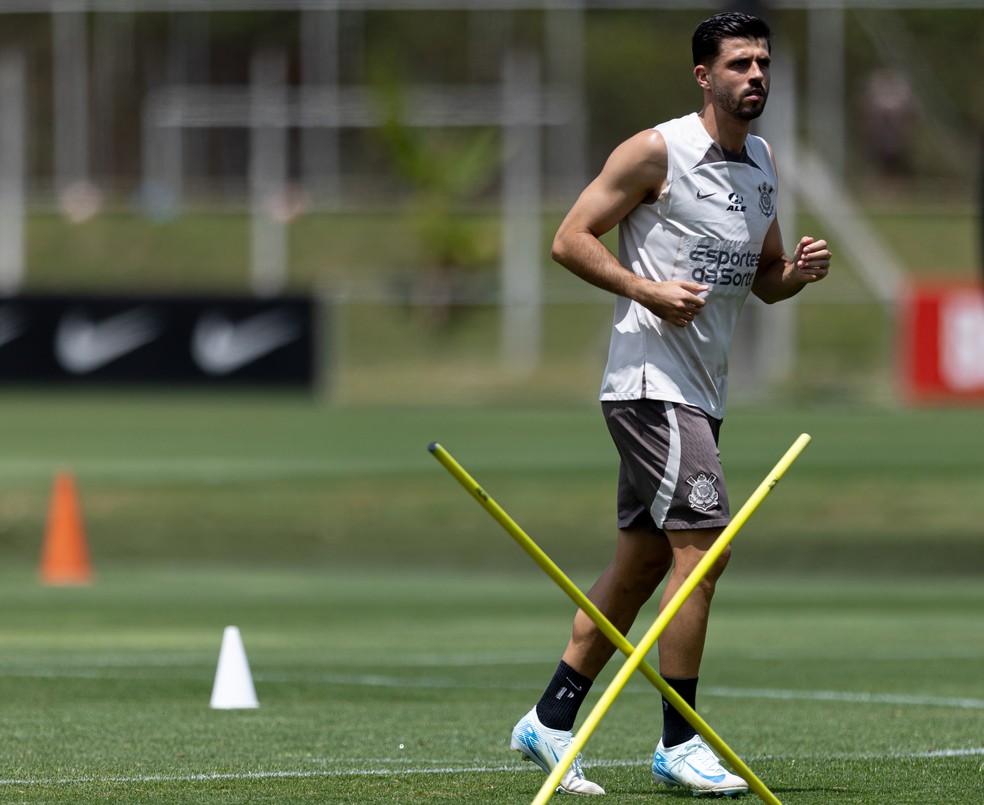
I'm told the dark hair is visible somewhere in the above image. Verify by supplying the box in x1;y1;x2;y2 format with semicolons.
692;12;772;66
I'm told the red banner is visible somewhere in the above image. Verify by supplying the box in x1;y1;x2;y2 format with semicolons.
900;283;984;402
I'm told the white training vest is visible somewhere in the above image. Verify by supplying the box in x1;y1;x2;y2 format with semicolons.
599;112;779;419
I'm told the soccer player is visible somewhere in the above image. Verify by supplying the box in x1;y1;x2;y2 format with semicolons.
509;11;831;797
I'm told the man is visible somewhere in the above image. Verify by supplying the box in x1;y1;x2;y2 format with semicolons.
509;11;831;798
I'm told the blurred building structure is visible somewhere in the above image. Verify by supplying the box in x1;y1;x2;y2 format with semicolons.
0;1;977;209
0;1;980;402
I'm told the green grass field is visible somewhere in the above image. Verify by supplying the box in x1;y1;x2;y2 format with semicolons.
1;393;982;803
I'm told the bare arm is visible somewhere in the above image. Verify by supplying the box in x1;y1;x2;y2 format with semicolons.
552;129;709;328
752;218;832;304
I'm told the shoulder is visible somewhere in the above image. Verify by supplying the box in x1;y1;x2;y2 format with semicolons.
606;113;705;174
606;128;668;181
603;129;669;204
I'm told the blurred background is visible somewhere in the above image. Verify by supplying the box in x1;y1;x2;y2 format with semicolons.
0;11;981;799
0;0;979;407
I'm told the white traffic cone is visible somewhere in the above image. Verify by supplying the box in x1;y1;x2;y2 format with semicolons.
210;626;259;709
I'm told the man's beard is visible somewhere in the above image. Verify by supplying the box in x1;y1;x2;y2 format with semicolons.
715;86;768;120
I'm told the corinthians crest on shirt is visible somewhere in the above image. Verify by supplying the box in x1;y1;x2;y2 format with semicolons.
687;472;719;513
758;182;776;217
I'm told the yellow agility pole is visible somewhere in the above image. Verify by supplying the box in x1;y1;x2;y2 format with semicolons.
530;433;811;805
428;438;807;805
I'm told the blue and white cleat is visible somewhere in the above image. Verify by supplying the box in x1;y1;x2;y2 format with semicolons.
652;735;748;797
510;707;605;795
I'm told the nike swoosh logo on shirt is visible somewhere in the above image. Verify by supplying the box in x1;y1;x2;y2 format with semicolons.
55;307;161;374
191;309;301;375
696;190;716;200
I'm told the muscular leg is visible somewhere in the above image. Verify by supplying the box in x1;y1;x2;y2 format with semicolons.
561;526;673;679
657;527;730;678
516;524;735;795
648;527;748;794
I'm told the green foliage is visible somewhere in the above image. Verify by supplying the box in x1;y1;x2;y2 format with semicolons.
583;11;699;144
371;70;499;271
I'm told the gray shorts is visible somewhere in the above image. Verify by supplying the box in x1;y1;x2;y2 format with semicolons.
601;399;730;532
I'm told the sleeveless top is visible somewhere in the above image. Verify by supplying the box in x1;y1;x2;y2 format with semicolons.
599;112;779;419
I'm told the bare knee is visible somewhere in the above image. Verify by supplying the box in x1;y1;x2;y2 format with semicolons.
695;544;731;599
667;531;732;593
610;530;673;602
706;544;732;581
630;545;673;587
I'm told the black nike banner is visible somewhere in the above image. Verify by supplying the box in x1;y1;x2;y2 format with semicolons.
0;293;319;387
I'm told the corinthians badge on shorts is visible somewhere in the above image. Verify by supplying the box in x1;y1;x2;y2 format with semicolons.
687;472;719;512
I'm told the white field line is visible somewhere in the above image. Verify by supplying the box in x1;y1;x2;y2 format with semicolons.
1;664;982;710
1;644;981;671
0;765;521;787
704;686;984;710
256;675;984;712
0;456;437;483
0;453;612;483
1;748;983;788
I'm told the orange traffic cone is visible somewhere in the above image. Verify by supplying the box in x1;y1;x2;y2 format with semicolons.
39;470;93;585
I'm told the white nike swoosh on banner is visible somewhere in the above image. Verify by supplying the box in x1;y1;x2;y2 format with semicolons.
191;309;301;376
0;306;27;348
55;307;162;374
